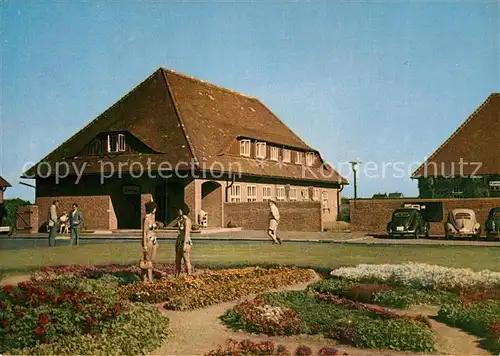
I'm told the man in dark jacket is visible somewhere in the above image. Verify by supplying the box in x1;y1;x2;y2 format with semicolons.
69;203;83;245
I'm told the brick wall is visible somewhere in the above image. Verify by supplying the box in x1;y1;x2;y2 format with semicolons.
350;198;500;235
224;201;322;232
16;205;38;233
35;196;113;231
201;181;223;227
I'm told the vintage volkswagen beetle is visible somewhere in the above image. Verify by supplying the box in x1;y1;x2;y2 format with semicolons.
485;207;500;240
444;208;481;239
387;208;429;238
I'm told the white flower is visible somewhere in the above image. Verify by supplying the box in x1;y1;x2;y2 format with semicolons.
330;263;500;290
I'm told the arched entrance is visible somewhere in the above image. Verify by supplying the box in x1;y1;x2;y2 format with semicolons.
201;181;222;228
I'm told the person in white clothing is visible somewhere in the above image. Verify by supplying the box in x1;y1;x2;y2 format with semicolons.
267;200;282;245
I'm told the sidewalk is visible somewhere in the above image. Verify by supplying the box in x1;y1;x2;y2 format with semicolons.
6;230;500;246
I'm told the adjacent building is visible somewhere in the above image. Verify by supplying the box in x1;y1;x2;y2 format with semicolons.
411;93;500;199
23;68;347;231
0;176;11;201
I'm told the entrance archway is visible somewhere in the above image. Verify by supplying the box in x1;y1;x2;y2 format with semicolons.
201;181;222;227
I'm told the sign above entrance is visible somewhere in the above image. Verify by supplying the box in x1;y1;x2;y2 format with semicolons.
123;185;140;195
489;181;500;187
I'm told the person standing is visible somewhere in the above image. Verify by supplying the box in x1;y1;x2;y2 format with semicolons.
69;203;83;245
141;201;158;283
268;200;282;245
47;200;59;247
175;203;192;277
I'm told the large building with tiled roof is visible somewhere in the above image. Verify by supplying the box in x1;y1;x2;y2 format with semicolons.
23;68;347;231
411;93;500;198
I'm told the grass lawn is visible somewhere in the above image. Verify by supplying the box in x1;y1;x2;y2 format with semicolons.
0;242;499;274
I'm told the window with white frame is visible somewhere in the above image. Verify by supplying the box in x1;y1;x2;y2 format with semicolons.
282;149;291;163
107;133;126;153
255;142;266;159
276;186;286;201
247;185;257;202
312;189;319;201
240;140;251;157
295;151;303;165
289;188;297;201
270;146;279;161
263;186;272;201
322;191;329;210
230;184;241;202
306;152;315;166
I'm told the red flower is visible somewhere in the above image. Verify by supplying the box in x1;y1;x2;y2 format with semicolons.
18;281;29;289
74;304;84;312
112;303;121;313
33;326;45;335
38;313;49;326
1;319;8;328
246;314;253;319
86;316;95;324
2;284;13;294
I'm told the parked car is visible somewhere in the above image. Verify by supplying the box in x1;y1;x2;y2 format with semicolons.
444;208;481;239
387;208;429;238
484;207;500;240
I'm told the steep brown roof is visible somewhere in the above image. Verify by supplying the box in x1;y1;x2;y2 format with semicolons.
0;176;11;188
412;93;500;178
24;68;347;185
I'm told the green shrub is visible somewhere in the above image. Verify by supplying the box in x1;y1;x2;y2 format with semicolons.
8;303;169;355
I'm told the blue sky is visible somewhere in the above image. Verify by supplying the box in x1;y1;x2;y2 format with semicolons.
1;0;498;202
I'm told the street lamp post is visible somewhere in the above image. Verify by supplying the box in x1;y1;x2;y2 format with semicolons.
349;161;361;200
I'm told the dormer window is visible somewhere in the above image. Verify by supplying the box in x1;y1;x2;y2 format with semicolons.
255;142;266;159
270;146;279;161
107;133;126;153
240;140;251;157
282;149;291;163
306;152;315;166
295;151;303;165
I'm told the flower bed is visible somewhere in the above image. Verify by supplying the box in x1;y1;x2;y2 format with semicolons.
310;278;454;309
222;291;435;352
33;263;184;284
314;293;431;327
330;263;500;291
437;298;500;354
122;267;316;310
221;299;304;336
0;277;169;355
206;339;346;356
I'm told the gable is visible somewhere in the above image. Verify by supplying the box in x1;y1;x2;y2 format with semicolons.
76;131;158;157
24;70;194;177
412;93;500;178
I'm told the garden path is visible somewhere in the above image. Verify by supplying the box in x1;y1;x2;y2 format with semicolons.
0;273;31;286
153;274;410;356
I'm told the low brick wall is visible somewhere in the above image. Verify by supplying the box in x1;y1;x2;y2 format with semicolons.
224;201;322;232
35;196;114;231
350;198;500;235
